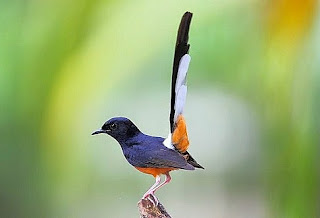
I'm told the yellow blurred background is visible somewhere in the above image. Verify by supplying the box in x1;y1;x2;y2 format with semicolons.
0;0;319;217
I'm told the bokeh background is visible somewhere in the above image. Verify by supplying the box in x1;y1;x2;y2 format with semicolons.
1;0;319;217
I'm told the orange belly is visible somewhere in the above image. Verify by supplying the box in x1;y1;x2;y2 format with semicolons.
135;167;176;177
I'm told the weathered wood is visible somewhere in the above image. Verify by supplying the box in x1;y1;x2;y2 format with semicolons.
138;196;171;218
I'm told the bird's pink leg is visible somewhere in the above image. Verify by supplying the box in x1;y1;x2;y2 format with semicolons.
142;172;173;206
142;173;172;206
142;175;161;199
152;172;172;194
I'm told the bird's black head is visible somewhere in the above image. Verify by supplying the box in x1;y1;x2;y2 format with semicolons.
92;117;140;143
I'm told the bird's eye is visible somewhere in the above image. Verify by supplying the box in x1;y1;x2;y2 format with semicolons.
110;123;117;130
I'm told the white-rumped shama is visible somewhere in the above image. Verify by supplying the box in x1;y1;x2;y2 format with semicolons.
92;12;203;205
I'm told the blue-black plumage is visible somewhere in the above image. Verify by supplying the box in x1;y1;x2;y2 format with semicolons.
93;117;195;170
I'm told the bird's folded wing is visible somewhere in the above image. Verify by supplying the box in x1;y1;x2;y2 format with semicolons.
128;147;194;170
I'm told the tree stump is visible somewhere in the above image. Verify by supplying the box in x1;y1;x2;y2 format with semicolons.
138;196;171;218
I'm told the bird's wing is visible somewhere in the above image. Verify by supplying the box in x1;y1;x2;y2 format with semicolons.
126;143;195;170
165;12;192;153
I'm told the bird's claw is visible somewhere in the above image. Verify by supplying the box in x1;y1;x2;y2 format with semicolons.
143;193;159;206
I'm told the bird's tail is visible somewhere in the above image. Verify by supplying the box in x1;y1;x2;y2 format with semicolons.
169;12;192;154
169;12;192;133
165;12;203;170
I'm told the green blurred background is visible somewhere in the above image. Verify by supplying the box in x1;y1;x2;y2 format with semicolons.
1;0;319;217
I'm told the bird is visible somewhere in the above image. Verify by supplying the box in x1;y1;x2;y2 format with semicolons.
92;11;203;205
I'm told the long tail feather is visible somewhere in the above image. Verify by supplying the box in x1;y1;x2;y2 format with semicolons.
170;12;192;133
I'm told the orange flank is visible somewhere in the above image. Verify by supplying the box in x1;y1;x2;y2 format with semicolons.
135;167;176;177
172;115;189;153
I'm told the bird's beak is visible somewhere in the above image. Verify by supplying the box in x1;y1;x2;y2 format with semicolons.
91;129;106;135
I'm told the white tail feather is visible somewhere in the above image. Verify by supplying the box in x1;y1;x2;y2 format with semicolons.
174;54;190;122
163;133;174;149
175;54;190;93
174;85;187;121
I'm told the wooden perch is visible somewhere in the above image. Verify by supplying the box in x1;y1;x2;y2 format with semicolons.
138;196;171;218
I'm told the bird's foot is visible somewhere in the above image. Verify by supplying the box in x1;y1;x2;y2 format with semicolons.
142;193;159;206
